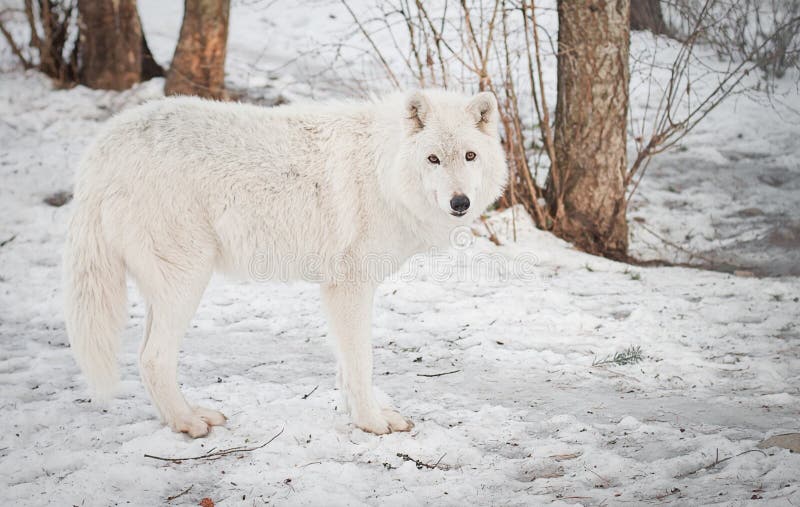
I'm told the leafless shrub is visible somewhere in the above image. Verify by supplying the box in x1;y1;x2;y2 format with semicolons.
666;0;800;78
627;0;800;203
0;0;79;85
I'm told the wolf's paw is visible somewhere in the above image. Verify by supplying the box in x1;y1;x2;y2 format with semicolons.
170;407;226;438
355;408;414;435
193;406;227;427
170;413;211;438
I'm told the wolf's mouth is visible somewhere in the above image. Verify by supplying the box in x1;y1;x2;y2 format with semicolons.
450;210;467;217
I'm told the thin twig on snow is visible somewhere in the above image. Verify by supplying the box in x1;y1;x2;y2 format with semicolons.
144;427;284;464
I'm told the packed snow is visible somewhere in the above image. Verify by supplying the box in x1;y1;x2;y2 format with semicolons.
1;0;799;505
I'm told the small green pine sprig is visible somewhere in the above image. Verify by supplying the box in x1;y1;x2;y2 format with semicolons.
592;345;644;367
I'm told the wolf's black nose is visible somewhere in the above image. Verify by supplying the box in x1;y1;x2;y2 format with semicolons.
450;194;470;214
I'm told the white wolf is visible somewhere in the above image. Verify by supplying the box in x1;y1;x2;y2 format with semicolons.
63;89;507;436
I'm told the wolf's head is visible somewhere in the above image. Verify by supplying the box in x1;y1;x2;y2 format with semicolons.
390;89;508;225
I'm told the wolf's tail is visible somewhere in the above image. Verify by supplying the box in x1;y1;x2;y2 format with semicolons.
63;195;127;399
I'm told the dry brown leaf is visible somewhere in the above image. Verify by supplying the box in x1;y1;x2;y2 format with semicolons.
758;433;800;453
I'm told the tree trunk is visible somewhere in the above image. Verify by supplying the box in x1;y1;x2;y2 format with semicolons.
549;0;630;260
165;0;230;99
77;0;143;90
630;0;668;35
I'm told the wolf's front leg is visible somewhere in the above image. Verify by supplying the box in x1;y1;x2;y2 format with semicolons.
321;283;413;434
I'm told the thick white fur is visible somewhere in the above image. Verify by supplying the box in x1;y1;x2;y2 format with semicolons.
63;89;508;436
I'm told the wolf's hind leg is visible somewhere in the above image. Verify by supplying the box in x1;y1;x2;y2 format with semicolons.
133;251;226;438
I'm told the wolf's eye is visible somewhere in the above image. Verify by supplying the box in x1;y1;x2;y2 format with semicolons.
465;151;477;161
427;154;440;164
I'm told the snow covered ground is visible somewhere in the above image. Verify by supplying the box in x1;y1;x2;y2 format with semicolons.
1;1;799;505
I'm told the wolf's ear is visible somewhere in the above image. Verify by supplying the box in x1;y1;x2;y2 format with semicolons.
466;92;498;134
406;91;431;133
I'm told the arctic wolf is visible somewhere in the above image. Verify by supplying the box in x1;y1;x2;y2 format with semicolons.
64;89;507;436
